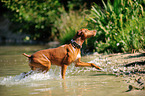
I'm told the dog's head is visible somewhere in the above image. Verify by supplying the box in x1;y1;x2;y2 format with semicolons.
76;29;96;40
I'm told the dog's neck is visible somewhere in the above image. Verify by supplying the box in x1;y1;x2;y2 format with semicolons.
71;37;85;49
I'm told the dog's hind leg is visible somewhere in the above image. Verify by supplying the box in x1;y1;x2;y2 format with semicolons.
25;70;33;76
22;70;33;78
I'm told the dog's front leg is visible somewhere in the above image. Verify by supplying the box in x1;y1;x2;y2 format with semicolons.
75;58;101;70
61;64;68;80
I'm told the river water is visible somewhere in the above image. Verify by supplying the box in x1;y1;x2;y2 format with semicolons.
0;46;143;96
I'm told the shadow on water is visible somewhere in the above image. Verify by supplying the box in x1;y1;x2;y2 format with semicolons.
124;61;145;67
91;73;116;76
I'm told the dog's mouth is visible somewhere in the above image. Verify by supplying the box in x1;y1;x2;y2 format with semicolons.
85;30;97;38
90;30;97;37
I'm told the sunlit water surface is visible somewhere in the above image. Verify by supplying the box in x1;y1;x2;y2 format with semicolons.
0;46;143;96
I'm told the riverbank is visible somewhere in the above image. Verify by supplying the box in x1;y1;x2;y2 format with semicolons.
82;52;145;92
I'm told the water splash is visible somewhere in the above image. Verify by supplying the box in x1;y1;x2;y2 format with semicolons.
0;57;115;86
0;69;61;86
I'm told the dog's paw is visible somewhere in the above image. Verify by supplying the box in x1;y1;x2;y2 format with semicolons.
97;68;104;71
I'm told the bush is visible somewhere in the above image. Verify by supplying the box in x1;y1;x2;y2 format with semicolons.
2;0;63;41
88;0;145;53
54;10;88;44
1;0;103;42
120;15;145;52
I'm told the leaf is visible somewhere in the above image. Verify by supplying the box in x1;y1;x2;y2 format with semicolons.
92;6;101;17
102;0;107;10
107;0;113;12
139;4;144;16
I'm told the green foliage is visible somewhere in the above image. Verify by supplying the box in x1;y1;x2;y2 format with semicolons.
2;0;63;41
1;0;100;42
1;0;145;53
88;0;145;53
120;15;145;52
54;10;87;44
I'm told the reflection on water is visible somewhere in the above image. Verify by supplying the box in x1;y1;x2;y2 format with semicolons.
0;46;144;96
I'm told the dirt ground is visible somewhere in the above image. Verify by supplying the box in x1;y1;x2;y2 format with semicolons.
83;52;145;92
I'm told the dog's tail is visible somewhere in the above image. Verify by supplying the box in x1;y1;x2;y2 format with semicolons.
23;53;31;58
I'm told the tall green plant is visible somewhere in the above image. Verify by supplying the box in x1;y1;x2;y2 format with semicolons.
120;15;145;52
88;0;144;53
54;10;87;44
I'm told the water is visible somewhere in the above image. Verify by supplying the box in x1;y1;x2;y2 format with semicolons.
0;46;144;96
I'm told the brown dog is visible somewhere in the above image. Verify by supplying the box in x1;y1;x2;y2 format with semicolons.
23;29;101;79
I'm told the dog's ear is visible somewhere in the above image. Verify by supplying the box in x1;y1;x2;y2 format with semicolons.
77;30;83;36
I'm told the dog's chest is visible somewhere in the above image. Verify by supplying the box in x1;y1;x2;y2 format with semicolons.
75;53;81;60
